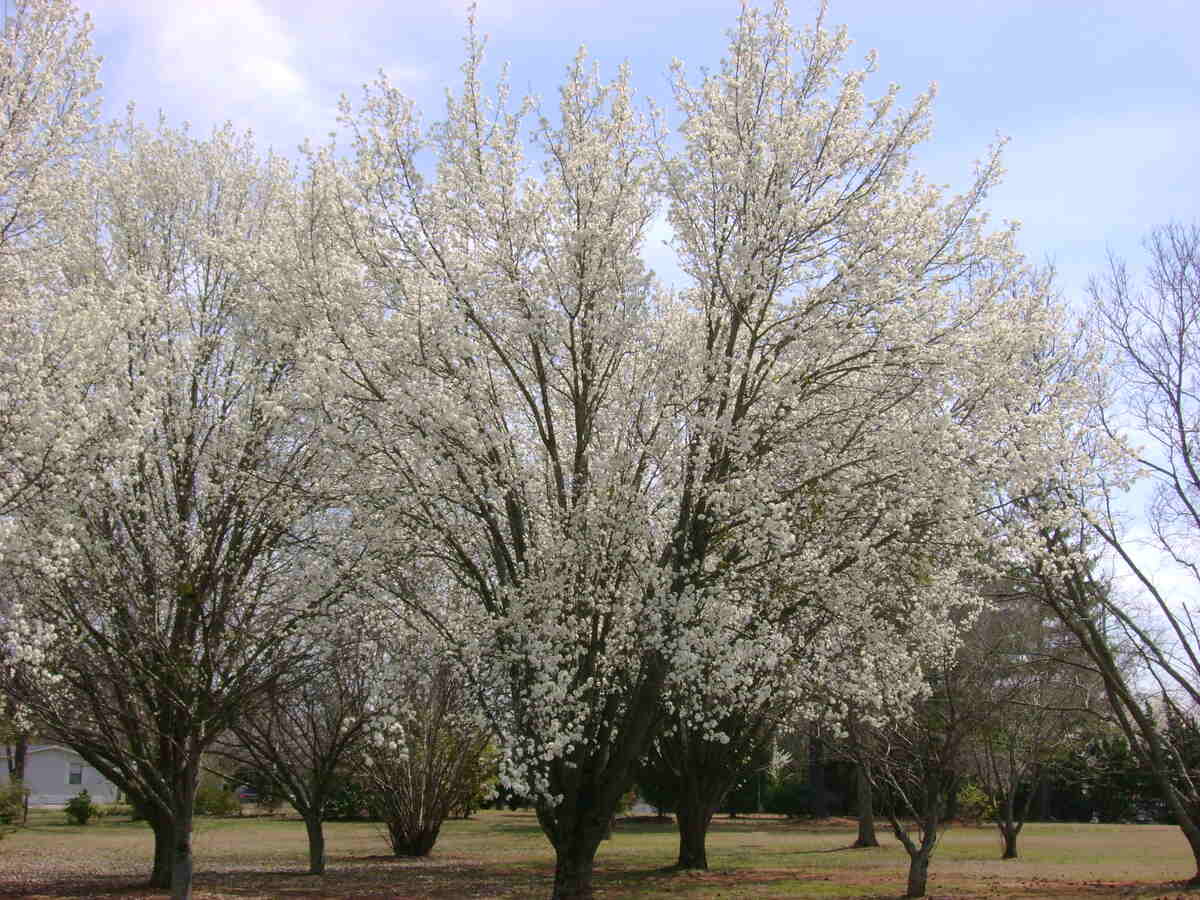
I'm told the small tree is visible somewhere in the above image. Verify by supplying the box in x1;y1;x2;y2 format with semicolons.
65;789;99;825
219;612;384;874
363;639;494;858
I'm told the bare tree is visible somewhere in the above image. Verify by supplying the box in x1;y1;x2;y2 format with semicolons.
964;594;1100;858
218;614;382;875
856;608;1015;898
1021;222;1200;883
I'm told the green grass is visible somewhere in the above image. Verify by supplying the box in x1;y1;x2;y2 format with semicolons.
0;810;1193;898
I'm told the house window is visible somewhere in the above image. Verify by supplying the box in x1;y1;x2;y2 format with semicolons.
68;763;83;785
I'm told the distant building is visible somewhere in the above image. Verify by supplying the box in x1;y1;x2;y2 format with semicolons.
1;744;120;806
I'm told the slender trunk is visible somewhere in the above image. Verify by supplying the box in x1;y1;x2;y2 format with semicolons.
906;848;931;898
9;734;27;782
853;763;879;848
304;814;326;874
675;800;713;870
808;731;827;818
999;822;1019;859
888;802;941;899
943;773;960;821
1036;767;1051;821
998;787;1025;859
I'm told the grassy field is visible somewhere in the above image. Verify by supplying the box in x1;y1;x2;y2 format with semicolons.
0;809;1194;899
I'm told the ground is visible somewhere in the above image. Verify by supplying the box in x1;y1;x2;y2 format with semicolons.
0;809;1193;898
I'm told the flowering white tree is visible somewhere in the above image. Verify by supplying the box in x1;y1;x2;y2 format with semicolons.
0;0;100;513
303;5;1087;897
0;0;101;692
2;119;354;900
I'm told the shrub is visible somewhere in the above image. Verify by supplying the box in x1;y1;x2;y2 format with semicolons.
765;778;812;817
0;782;28;825
957;782;997;825
99;803;133;819
195;781;241;817
65;789;100;825
325;778;376;821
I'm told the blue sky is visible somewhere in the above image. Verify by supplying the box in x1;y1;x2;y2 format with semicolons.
74;0;1199;306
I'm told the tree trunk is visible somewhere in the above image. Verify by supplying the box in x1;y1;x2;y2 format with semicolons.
170;801;196;900
1036;768;1051;821
943;773;960;821
550;834;603;900
853;763;879;848
304;814;326;874
148;814;174;889
906;848;931;898
998;790;1022;859
8;734;27;782
999;822;1019;859
808;730;827;818
1176;809;1200;887
675;800;713;870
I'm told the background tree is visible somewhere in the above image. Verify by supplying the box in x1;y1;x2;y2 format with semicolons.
965;588;1102;857
360;635;495;858
1015;221;1200;884
217;609;384;874
0;0;103;694
0;0;100;511
1;120;352;900
856;600;1021;899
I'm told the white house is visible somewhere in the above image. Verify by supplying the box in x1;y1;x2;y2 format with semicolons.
1;744;120;806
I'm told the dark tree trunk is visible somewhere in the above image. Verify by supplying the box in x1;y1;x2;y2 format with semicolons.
888;801;942;898
675;800;714;870
537;794;619;900
304;814;326;874
943;773;961;821
999;822;1019;859
149;815;174;889
853;763;879;848
170;781;197;900
997;788;1027;859
8;734;27;782
906;848;931;898
549;831;604;900
808;730;827;818
1036;767;1051;821
1177;811;1200;887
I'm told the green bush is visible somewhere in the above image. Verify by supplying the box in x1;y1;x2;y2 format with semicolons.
195;781;241;816
99;803;134;819
957;782;997;824
765;778;812;817
325;778;378;821
0;782;28;825
65;789;100;825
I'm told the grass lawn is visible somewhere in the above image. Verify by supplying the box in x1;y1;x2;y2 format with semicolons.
0;809;1193;899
